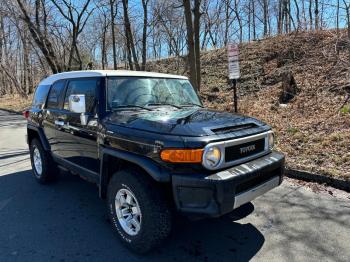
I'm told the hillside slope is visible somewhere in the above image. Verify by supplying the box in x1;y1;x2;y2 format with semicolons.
148;31;350;180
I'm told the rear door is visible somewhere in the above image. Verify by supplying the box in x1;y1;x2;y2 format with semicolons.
54;78;100;173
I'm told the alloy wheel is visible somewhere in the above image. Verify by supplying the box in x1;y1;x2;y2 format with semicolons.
115;188;142;236
33;147;43;176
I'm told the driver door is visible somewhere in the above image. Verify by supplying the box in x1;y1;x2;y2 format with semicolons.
54;78;100;173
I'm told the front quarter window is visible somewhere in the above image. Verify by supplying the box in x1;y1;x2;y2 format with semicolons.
106;77;202;110
32;85;50;109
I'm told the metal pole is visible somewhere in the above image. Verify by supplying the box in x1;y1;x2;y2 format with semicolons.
233;79;238;113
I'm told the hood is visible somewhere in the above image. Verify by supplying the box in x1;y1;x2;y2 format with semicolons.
104;107;268;137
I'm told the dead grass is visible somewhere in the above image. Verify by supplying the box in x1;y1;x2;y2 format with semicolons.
0;94;33;113
237;86;350;180
198;31;350;180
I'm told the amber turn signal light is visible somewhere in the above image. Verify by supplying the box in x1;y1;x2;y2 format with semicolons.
160;149;203;163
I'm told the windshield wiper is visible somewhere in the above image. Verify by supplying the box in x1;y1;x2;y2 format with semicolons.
146;103;182;109
112;105;151;111
180;103;204;108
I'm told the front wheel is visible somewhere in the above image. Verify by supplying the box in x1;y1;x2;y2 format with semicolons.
107;169;172;253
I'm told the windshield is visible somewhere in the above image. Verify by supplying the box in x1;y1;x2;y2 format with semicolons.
106;77;202;110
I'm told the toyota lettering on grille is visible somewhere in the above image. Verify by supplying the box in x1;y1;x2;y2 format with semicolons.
240;144;256;154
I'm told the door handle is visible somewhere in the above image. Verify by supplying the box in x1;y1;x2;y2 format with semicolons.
54;120;65;126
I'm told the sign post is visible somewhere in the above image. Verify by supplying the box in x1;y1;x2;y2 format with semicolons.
227;44;240;113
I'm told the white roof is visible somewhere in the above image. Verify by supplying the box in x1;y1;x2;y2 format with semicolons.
39;70;188;86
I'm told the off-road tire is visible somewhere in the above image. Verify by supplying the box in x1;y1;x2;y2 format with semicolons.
107;168;172;254
29;138;58;184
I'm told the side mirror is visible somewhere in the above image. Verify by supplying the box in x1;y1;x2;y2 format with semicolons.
69;94;89;125
69;94;86;113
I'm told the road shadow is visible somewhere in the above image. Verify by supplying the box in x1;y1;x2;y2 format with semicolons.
0;170;264;262
0;150;29;160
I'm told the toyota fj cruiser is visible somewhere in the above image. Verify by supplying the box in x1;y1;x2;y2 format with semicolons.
25;70;284;253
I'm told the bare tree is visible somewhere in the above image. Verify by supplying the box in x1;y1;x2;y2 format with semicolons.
315;0;319;29
193;0;201;89
16;0;62;73
183;0;201;90
109;0;117;69
233;0;243;43
293;0;301;31
122;0;140;70
344;0;350;60
97;3;111;69
262;0;269;36
309;0;313;30
51;0;94;70
141;0;149;71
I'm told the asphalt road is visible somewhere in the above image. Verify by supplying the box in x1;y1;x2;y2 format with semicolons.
0;109;349;262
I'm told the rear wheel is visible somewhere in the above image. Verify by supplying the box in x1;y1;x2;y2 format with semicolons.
29;138;58;184
107;169;172;253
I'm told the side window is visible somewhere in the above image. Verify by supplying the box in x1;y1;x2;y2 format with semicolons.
64;78;98;113
47;80;66;109
32;85;50;109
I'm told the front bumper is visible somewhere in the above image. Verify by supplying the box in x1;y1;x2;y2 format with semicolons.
172;151;284;217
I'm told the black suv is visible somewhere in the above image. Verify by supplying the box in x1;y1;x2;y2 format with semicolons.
25;70;284;253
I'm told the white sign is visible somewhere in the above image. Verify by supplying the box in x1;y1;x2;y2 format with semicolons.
227;44;240;79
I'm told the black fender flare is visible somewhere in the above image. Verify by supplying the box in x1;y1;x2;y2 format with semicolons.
27;125;50;151
99;147;170;198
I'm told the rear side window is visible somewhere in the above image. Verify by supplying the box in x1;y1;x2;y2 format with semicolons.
64;78;98;113
47;80;66;109
32;85;50;109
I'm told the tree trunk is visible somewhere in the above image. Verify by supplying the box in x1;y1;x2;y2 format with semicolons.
248;0;251;41
194;0;201;91
263;0;269;36
183;0;198;90
141;0;148;71
315;0;319;30
101;25;107;69
278;0;283;34
122;0;140;70
252;0;256;40
336;0;340;35
293;0;301;31
233;0;243;43
224;0;230;45
344;1;350;61
110;0;117;69
21;30;31;94
0;16;7;95
309;0;313;30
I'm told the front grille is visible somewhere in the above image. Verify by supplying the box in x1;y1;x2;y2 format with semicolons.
235;167;281;194
225;138;265;162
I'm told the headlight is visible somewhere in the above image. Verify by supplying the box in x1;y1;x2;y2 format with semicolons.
202;146;222;169
268;132;275;149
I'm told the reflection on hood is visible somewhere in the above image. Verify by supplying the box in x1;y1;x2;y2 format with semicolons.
105;107;267;137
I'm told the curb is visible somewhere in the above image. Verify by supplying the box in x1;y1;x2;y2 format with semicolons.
0;108;22;115
285;168;350;192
